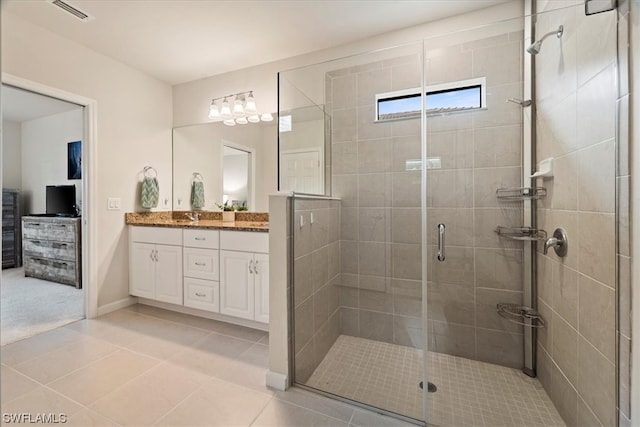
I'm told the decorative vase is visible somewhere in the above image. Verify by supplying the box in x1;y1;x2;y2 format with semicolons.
222;211;235;222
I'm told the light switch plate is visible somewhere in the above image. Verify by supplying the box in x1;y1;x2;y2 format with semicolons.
107;197;121;210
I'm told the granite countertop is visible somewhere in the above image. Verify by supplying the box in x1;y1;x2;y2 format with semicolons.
125;211;269;232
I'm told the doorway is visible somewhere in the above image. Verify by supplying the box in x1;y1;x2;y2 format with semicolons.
1;78;97;344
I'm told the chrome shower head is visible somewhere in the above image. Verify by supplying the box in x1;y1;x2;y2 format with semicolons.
527;25;564;55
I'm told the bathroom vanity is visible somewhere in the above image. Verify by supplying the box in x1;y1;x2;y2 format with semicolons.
126;212;269;330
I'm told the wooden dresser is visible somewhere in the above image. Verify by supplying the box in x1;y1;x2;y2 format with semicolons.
22;216;82;288
2;189;21;269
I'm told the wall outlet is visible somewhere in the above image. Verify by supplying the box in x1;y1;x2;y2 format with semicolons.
107;197;121;210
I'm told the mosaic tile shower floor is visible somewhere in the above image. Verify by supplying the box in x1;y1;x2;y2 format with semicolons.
306;335;566;426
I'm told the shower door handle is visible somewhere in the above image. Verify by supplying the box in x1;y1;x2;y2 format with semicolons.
437;223;446;262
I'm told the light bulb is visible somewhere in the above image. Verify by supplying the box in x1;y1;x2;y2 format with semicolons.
260;112;274;122
220;98;232;119
208;101;221;121
223;119;236;126
244;92;257;114
247;115;260;123
233;98;245;117
236;117;248;125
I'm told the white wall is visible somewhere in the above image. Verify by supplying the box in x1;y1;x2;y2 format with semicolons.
2;12;173;308
20;109;83;214
172;1;524;127
2;119;22;189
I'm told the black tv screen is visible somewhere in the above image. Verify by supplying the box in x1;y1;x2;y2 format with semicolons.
46;185;76;216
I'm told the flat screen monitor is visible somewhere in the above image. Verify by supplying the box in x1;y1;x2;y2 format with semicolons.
46;185;76;216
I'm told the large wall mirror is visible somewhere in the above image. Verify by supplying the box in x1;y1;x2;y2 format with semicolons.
172;119;277;212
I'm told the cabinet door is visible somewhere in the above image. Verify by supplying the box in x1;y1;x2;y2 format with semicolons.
155;244;183;305
253;253;269;323
130;242;156;299
220;250;254;320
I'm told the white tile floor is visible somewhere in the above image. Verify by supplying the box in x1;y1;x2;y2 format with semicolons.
0;305;414;427
306;335;566;427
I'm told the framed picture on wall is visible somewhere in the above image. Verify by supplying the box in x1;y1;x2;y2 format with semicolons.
67;140;81;180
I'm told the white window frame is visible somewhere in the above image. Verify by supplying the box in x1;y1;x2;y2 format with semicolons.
374;77;487;122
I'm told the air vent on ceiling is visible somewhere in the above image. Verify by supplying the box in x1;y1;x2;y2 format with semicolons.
48;0;94;22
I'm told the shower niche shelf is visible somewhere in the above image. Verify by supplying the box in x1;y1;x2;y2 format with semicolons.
496;303;545;328
496;187;546;201
495;226;547;241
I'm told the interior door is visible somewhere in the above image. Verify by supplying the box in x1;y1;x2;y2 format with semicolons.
280;150;321;194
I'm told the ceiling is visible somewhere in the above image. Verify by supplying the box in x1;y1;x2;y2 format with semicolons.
2;85;82;123
3;0;510;86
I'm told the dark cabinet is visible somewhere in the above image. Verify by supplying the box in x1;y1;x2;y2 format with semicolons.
2;189;21;269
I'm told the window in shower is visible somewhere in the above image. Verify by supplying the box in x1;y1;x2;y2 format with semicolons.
375;76;486;120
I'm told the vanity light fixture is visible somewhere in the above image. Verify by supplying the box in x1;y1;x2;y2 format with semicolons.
208;91;272;126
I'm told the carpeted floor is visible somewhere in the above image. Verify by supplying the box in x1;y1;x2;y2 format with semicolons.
1;267;84;346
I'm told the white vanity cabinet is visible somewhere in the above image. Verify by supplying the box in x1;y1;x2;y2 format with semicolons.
130;227;183;305
220;231;269;323
183;229;220;312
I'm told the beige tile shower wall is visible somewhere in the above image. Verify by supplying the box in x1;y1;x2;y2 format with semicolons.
617;2;632;425
425;31;525;369
293;198;341;383
534;4;619;427
327;54;425;350
327;32;527;365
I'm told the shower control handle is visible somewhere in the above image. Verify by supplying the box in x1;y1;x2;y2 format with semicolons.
437;223;446;262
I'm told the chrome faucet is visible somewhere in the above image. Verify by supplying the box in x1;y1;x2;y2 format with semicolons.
543;228;568;257
186;212;200;223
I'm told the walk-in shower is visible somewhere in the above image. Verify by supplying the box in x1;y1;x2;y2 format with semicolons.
278;2;621;426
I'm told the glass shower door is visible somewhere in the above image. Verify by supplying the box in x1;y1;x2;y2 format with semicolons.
282;41;427;423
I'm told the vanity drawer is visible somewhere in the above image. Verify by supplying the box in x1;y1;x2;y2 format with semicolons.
220;231;268;253
183;247;219;281
130;226;182;246
183;229;219;249
184;277;219;313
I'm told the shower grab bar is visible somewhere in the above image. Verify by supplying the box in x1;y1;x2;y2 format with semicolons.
437;223;445;262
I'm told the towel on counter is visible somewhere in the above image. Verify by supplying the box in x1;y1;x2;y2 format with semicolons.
191;181;205;209
141;176;159;209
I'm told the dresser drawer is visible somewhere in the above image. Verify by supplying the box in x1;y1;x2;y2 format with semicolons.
183;247;219;281
22;220;77;242
183;229;219;249
183;277;219;312
45;222;77;242
24;255;78;286
22;220;49;240
24;238;77;261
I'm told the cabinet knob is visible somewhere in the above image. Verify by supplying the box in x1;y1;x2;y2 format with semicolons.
195;262;206;266
254;260;259;274
195;237;206;241
195;292;206;297
248;260;254;274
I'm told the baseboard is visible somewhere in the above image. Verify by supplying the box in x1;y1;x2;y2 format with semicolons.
137;298;269;332
266;370;288;391
97;296;138;316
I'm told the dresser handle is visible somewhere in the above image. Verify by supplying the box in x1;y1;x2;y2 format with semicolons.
195;262;206;266
194;237;206;241
195;292;206;297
